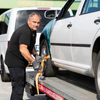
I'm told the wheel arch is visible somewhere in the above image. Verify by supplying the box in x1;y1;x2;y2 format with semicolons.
92;36;100;75
39;33;52;58
39;19;55;58
93;37;100;54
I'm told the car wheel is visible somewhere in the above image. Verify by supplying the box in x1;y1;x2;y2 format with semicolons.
94;51;100;100
1;58;10;82
40;39;58;77
45;95;53;100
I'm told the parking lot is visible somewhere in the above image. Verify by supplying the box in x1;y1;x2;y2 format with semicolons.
0;71;46;100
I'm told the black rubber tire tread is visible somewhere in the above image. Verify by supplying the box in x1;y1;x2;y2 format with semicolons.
40;39;58;77
1;59;10;82
45;95;53;100
94;51;100;100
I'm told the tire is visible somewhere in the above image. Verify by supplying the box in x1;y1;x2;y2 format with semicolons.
45;95;53;100
1;59;10;82
94;51;100;100
40;39;58;77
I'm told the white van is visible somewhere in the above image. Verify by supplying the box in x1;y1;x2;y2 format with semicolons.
0;7;61;82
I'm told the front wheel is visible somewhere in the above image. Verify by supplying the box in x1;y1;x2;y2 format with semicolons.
94;51;100;100
40;39;58;77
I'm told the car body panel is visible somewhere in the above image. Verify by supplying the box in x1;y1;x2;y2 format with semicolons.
40;0;100;77
41;19;55;57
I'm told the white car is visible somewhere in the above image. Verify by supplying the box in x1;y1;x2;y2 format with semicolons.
0;7;61;82
40;0;100;99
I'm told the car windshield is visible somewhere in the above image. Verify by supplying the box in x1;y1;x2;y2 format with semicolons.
15;10;52;33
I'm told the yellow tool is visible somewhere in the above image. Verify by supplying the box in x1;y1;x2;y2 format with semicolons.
27;55;50;95
35;55;50;95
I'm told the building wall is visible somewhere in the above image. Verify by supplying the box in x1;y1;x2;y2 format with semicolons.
0;0;66;15
0;0;66;9
0;0;81;15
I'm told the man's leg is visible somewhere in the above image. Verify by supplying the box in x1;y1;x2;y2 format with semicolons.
8;67;26;100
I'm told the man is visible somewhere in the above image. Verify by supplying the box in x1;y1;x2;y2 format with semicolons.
5;12;42;100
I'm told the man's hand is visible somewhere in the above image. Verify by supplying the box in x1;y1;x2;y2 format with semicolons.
32;60;42;71
34;53;42;63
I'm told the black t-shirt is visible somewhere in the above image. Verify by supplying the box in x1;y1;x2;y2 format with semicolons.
5;23;36;68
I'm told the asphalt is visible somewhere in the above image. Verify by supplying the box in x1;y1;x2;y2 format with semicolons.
0;70;46;100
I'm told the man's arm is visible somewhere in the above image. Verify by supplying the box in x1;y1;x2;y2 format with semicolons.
20;44;42;71
32;45;37;55
19;44;35;63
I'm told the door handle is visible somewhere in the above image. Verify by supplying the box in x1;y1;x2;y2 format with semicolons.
67;24;72;28
94;19;100;24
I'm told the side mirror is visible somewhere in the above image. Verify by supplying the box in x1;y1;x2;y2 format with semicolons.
44;10;58;19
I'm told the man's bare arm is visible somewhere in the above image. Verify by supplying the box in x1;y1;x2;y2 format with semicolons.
19;44;35;63
32;45;37;55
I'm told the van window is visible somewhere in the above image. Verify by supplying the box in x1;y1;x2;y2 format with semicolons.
0;12;11;35
15;10;54;33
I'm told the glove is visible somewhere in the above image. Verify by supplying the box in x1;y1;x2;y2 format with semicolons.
34;53;42;63
32;60;42;71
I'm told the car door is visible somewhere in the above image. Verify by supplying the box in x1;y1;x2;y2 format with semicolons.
71;0;100;69
50;0;79;67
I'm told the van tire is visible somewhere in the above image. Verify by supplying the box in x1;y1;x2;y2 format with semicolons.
1;59;10;82
94;51;100;99
40;39;58;77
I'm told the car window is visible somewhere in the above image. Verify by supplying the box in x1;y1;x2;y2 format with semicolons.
62;0;81;18
82;0;100;14
15;10;59;33
0;12;11;35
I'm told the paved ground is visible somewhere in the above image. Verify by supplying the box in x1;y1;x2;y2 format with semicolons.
0;71;46;100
